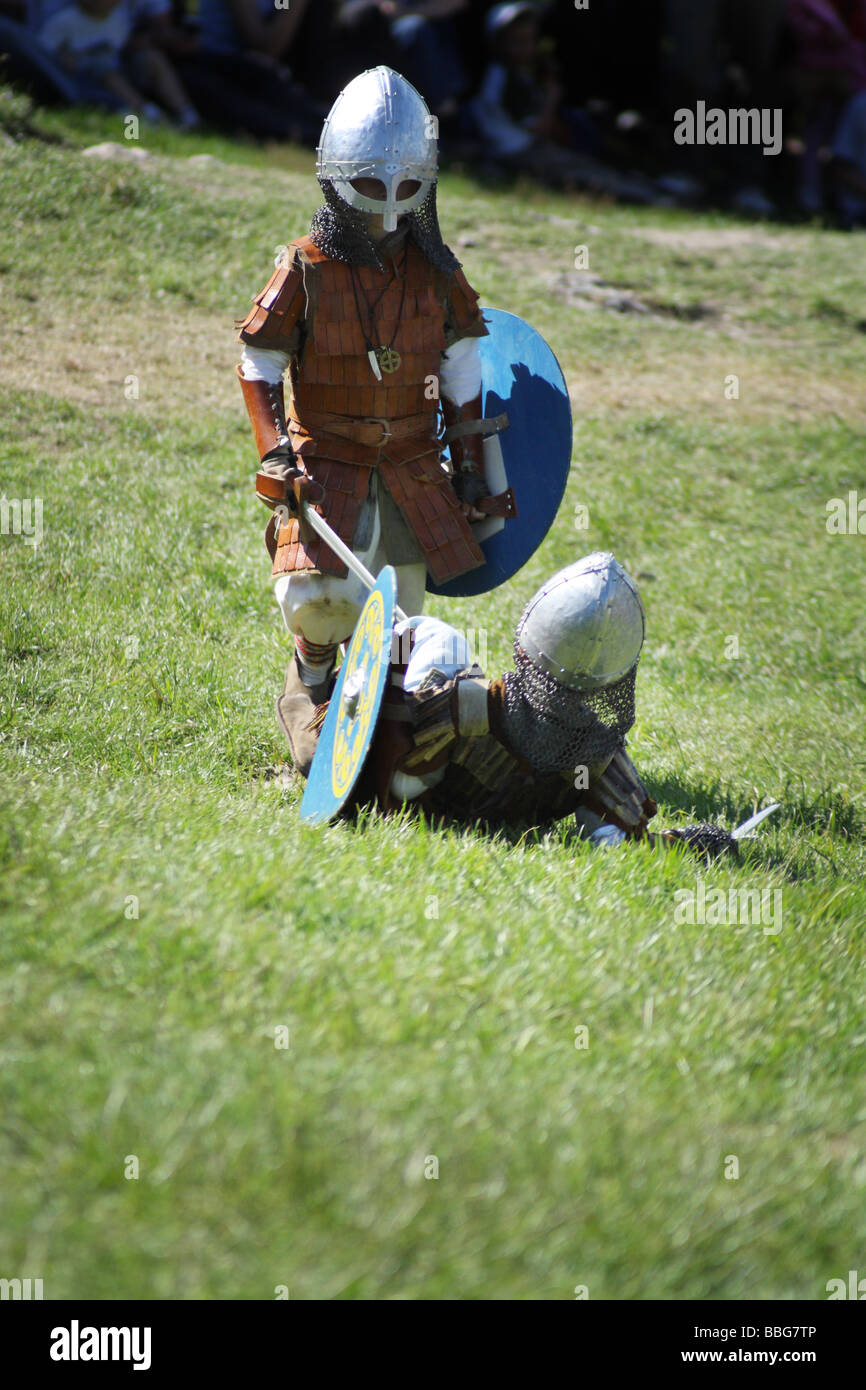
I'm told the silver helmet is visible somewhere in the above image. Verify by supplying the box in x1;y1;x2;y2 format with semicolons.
502;554;644;775
316;67;438;233
516;553;645;692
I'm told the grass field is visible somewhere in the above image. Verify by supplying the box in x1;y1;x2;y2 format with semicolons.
1;94;865;1300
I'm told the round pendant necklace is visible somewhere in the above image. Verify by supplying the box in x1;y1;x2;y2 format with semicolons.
377;347;402;374
350;247;408;380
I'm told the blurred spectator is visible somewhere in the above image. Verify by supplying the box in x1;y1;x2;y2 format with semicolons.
0;0;199;117
38;0;198;122
472;5;596;163
139;0;327;142
659;0;786;214
197;0;313;61
785;0;866;212
326;0;399;87
0;0;94;104
470;2;660;200
385;1;471;123
832;87;866;222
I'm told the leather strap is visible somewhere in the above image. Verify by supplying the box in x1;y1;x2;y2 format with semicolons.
290;406;435;448
475;487;517;519
255;467;324;511
441;412;509;444
256;470;290;503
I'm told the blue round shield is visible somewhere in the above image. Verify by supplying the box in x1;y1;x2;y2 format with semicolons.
300;566;397;825
428;307;572;598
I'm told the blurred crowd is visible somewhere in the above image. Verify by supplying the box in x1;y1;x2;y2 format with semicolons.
4;0;866;225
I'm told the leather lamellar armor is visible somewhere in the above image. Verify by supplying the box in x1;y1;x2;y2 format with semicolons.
237;234;487;586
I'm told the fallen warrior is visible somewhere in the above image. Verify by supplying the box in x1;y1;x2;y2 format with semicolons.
305;551;748;858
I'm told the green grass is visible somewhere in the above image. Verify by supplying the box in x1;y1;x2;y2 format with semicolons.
1;97;865;1300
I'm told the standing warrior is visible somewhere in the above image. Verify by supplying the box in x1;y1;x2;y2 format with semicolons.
236;66;511;773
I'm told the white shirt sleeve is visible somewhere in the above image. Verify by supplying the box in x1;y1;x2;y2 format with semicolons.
40;6;131;51
439;335;482;407
239;345;291;385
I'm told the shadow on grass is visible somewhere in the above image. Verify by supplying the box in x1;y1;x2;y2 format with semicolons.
647;771;863;882
333;767;862;886
648;771;863;840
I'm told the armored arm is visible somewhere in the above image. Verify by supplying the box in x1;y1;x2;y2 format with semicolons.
236;365;301;508
439;336;514;518
577;750;740;857
441;399;489;511
580;747;658;840
236;250;309;510
396;668;491;774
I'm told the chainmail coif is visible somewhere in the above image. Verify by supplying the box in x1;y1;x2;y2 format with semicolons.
502;648;638;776
310;178;460;273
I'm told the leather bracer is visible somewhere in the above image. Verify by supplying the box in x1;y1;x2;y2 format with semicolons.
441;390;485;472
441;392;516;519
583;747;658;839
237;366;298;506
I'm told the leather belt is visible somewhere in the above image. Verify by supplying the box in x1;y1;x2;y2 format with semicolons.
290;408;436;449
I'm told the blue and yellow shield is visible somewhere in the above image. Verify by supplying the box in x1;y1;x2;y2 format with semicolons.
300;566;397;825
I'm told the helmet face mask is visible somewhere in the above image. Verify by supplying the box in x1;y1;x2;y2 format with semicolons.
317;67;438;233
336;171;430;231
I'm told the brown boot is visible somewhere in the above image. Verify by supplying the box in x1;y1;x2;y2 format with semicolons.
276;657;334;777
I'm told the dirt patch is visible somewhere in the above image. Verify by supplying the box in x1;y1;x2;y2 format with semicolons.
547;270;722;323
4;286;864;428
3;296;241;415
565;348;866;421
624;225;799;253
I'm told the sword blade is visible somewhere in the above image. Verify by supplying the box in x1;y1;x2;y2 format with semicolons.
299;502;409;624
731;802;781;841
